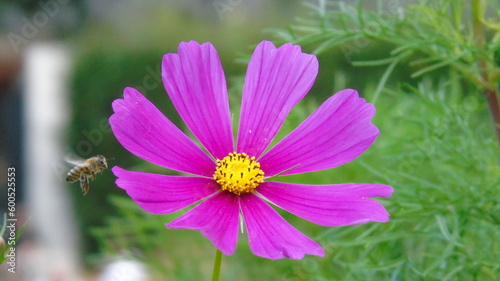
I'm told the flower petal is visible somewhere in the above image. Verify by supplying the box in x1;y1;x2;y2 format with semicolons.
260;89;378;176
240;194;324;260
112;166;219;214
237;41;318;158
110;88;215;177
258;182;393;226
162;41;234;159
166;192;239;255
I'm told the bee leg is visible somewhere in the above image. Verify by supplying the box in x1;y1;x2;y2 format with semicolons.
80;174;90;196
90;171;96;181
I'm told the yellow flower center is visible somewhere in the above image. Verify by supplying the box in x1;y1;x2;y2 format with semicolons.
213;152;265;195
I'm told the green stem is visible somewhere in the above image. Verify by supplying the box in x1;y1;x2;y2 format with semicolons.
211;249;223;281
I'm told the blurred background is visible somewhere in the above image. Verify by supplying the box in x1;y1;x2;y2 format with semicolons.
0;0;499;280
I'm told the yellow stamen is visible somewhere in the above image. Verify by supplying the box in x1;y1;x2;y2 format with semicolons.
213;152;264;195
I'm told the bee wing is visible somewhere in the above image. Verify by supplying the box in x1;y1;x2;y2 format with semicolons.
64;154;85;166
80;174;90;196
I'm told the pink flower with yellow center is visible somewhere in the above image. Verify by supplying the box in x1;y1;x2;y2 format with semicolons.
110;41;393;260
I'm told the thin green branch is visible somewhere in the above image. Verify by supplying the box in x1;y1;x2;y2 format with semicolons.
472;0;500;145
372;58;399;105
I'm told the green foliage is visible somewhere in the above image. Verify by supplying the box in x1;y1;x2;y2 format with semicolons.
77;1;500;280
271;0;500;97
92;77;500;280
286;80;499;281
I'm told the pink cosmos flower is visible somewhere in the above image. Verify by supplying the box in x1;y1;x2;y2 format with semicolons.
110;41;393;260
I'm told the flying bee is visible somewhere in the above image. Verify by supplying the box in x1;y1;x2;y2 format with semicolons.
66;155;108;195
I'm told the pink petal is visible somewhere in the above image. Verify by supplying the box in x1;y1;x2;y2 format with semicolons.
112;166;219;214
110;88;216;177
237;41;318;158
257;182;393;226
162;41;234;159
260;89;378;176
240;194;324;259
166;192;239;255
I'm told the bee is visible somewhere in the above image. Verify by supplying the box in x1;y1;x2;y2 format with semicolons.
66;155;108;195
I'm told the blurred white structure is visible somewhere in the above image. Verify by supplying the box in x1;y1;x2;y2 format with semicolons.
97;259;149;281
22;43;82;281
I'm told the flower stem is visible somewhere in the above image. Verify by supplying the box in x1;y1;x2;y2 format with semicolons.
211;249;223;281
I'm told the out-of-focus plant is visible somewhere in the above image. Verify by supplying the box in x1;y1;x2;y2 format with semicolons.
272;0;500;143
0;213;28;265
0;213;6;263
